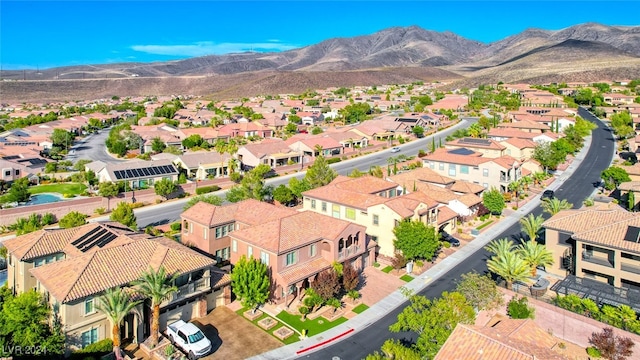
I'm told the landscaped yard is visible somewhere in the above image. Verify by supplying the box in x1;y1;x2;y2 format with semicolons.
352;304;369;314
235;307;300;345
400;274;414;282
381;265;394;273
29;183;87;196
276;310;348;337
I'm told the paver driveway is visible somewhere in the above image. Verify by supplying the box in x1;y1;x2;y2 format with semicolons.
194;306;282;360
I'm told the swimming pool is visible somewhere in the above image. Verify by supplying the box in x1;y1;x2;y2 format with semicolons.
27;193;63;206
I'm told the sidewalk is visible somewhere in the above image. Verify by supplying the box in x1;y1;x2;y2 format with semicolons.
250;134;597;360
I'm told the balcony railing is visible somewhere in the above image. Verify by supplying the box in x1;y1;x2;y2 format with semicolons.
338;245;361;259
171;278;210;302
582;253;614;268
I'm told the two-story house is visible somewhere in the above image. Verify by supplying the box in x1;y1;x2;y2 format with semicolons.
3;222;230;352
229;211;371;307
181;199;298;262
543;205;640;291
236;139;302;170
422;148;528;193
445;137;506;158
301;176;443;261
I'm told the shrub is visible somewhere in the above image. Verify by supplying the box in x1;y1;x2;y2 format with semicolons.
196;185;221;195
327;157;342;164
586;347;602;358
76;338;113;353
130;202;145;209
230;172;243;183
170;222;182;231
507;296;535;319
63;193;75;198
442;241;451;248
94;207;106;215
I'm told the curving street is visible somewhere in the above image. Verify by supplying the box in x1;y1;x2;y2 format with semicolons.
295;107;615;359
67;127;126;163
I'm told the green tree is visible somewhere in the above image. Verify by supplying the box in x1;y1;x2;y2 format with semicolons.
393;220;439;260
110;202;137;229
183;194;223;210
507;296;535;319
365;339;422;360
541;197;573;216
389;291;475;358
339;103;371;124
304;154;337;189
182;134;204;149
226;164;273;203
151;137;166;153
59;211;88;228
284;122;298;135
516;241;554;277
487;251;531;290
519;214;545;243
96;287;141;357
412;126;424;138
533;141;565;171
485;238;516;257
311;126;323;135
272;184;294;205
348;169;366;178
154;178;176;200
6;177;30;203
230;256;270;314
601;166;631;190
73;159;93;171
133;267;178;347
482;187;505;216
0;290;65;356
99;181;120;211
44;162;59;173
288;177;312;200
455;272;504;312
50;128;75;150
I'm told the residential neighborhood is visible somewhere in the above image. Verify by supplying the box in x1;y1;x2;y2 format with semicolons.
1;78;640;360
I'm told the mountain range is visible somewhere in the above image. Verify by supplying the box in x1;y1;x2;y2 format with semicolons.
2;22;640;101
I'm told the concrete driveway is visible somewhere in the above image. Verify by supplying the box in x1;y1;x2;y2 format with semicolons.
193;307;282;360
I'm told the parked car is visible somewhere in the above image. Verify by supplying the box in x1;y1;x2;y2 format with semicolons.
439;231;460;247
166;320;212;359
391;147;401;153
541;189;555;200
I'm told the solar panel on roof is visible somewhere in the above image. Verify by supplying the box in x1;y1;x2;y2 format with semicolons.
448;148;475;156
460;138;492;146
74;227;110;251
125;169;134;178
133;169;143;177
624;226;640;243
71;226;102;246
162;165;173;173
150;167;160;175
94;232;118;248
142;168;151;176
113;170;124;180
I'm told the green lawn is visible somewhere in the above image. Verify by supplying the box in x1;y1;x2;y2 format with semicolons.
381;265;394;273
400;274;414;282
29;183;87;196
235;307;300;345
352;304;369;314
276;310;348;337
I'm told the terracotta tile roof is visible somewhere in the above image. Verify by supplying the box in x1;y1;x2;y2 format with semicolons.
230;211;365;254
387;167;455;187
334;175;397;194
181;199;296;227
457;193;483;207
435;320;569;360
240;139;296;159
30;236;216;303
279;257;332;285
384;197;423;218
619;181;640;192
446;137;506;150
499;119;551;131
178;151;230;168
303;178;392;211
400;191;440;209
448;181;485;195
571;215;640;253
436;206;458;223
412;183;458;203
425;149;520;169
543;207;633;234
502;137;538;149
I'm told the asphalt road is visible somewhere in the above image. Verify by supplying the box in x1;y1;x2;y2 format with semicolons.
300;107;615;360
134;118;478;228
66;128;126;164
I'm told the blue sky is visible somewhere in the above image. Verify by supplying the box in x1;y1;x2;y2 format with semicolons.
1;1;639;70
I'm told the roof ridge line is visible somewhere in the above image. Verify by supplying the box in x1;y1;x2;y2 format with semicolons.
463;324;537;359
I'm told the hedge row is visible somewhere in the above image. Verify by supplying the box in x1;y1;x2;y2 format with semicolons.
195;185;221;195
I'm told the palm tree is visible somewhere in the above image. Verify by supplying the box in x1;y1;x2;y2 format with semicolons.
516;241;554;277
541;197;573;216
96;287;141;357
519;214;545;243
487;252;531;290
133;266;178;347
484;238;515;257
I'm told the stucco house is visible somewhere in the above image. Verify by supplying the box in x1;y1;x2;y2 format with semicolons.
96;159;179;188
236;139;302;170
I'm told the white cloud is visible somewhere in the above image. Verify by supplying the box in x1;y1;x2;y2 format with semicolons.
131;41;299;57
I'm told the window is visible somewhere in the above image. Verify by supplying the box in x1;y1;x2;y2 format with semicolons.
483;168;489;177
260;251;269;265
321;202;327;212
34;258;45;267
311;199;316;209
232;239;237;252
483;183;488;188
310;244;316;257
389;189;396;197
3;170;9;177
448;164;456;176
14;169;19;176
439;163;444;170
345;208;356;220
460;165;469;174
189;222;193;233
429;162;434;169
228;224;234;233
81;328;98;348
285;251;297;266
332;204;340;218
215;227;222;238
247;246;253;258
84;298;95;315
373;215;379;226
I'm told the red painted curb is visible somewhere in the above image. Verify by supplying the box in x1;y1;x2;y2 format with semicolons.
295;328;355;355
